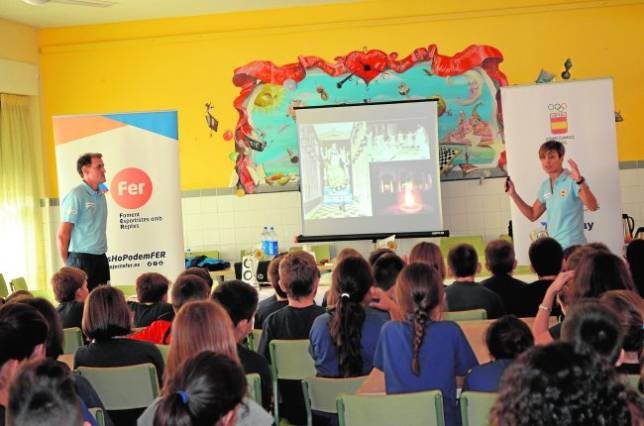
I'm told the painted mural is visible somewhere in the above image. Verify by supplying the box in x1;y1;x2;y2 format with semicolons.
231;44;508;193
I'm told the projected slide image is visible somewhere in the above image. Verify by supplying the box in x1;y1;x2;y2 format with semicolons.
370;160;435;216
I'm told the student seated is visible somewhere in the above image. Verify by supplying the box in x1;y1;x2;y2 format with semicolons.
127;272;173;328
179;266;214;293
409;241;446;280
370;263;478;426
560;299;624;366
74;286;164;426
524;237;563;316
322;247;363;308
254;253;288;329
480;240;530;317
129;274;209;345
445;244;505;319
211;280;273;411
370;253;405;320
310;256;388;378
462;315;533;392
153;352;246;426
600;290;644;375
491;342;641;425
8;359;92;426
256;251;325;425
0;303;49;426
21;297;112;426
52;266;89;329
137;301;272;426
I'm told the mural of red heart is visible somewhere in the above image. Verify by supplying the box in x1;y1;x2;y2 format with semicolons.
344;50;388;84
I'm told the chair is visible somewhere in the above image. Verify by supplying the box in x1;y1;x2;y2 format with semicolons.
155;344;169;364
247;329;262;352
337;390;445;426
63;327;84;355
443;309;487;321
0;273;9;299
10;276;28;292
112;285;136;298
302;376;367;426
75;363;160;411
460;391;498;426
624;374;640;391
269;339;316;424
246;373;263;406
88;407;106;426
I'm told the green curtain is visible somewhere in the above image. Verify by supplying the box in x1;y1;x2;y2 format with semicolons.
0;93;47;291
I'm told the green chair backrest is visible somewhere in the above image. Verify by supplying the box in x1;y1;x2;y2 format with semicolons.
443;309;487;321
459;391;497;426
10;277;28;292
246;373;262;406
269;339;316;424
88;407;106;426
624;374;640;391
76;363;160;411
0;273;9;298
247;329;262;352
302;376;367;426
337;390;445;426
63;327;84;355
311;244;332;263
112;285;136;298
156;344;170;364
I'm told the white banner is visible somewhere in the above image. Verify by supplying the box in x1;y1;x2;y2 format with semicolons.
501;79;622;264
54;111;184;284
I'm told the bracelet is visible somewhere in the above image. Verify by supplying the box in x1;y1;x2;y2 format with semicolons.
576;176;585;185
538;304;551;312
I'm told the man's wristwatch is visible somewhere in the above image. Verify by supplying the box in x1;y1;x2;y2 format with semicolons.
576;176;586;185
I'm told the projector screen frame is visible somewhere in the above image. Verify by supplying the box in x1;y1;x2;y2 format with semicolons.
295;98;446;242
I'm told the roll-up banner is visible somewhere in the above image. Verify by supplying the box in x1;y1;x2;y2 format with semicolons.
53;111;184;284
501;79;622;265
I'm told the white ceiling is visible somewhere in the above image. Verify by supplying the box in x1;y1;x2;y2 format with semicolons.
0;0;358;28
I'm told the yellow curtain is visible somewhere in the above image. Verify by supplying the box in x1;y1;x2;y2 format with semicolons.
0;93;46;291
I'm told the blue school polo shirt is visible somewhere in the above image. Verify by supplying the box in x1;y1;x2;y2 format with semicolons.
60;181;108;254
374;320;478;426
462;358;513;393
537;171;586;249
309;307;388;377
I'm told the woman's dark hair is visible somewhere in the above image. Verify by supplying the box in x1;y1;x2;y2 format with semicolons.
0;303;48;366
8;358;83;426
626;239;644;297
600;290;644;355
395;263;444;376
367;248;394;266
20;298;64;359
560;299;623;364
572;250;635;300
329;257;373;377
486;315;534;360
491;342;636;425
154;351;246;426
82;286;131;340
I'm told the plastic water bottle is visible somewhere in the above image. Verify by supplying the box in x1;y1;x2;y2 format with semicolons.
260;227;270;258
269;226;279;257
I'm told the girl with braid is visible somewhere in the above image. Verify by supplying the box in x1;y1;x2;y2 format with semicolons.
309;256;388;377
371;263;477;426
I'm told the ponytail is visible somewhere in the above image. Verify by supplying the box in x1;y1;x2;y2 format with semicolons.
154;392;192;426
411;310;428;376
328;257;373;377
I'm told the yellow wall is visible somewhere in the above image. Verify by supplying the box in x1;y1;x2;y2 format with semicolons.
38;0;644;195
0;18;39;64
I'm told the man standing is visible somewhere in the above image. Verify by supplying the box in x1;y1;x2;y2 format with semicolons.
506;140;598;249
57;153;110;290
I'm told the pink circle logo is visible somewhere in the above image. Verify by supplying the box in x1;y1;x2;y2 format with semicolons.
110;168;153;209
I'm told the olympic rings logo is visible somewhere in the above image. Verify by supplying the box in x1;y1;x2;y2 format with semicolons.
548;103;567;111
